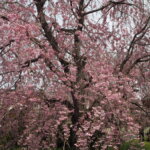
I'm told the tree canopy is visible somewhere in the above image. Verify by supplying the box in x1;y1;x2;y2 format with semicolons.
0;0;150;149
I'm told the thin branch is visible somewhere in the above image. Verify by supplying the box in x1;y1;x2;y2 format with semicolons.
83;1;112;16
22;55;43;68
83;0;134;16
0;15;9;21
127;55;150;74
0;70;16;76
131;102;150;117
83;0;92;9
60;28;76;34
0;40;15;55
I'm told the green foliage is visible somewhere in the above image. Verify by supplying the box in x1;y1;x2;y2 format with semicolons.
144;127;150;141
107;147;114;150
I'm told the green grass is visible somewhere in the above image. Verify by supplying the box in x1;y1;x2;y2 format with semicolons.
1;139;150;150
144;141;150;150
106;140;150;150
120;140;150;150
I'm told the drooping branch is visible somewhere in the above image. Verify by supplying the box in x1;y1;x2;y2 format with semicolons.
120;16;150;72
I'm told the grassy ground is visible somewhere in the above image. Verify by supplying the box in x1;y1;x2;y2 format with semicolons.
1;141;150;150
119;140;150;150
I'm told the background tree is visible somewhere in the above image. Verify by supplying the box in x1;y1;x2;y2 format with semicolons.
0;0;150;149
